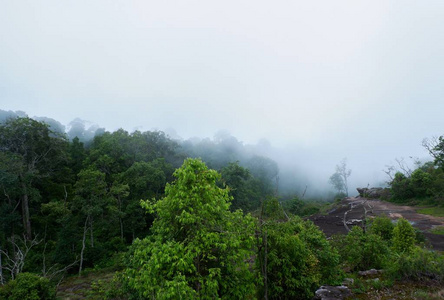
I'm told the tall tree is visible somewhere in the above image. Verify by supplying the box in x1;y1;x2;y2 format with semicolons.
72;168;108;274
124;158;256;299
0;118;68;239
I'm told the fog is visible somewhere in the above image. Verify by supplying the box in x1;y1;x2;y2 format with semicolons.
2;1;444;197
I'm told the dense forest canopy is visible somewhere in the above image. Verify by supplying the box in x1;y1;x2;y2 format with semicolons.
0;113;283;282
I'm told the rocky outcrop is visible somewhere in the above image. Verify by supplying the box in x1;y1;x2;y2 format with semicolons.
313;285;351;300
356;187;391;199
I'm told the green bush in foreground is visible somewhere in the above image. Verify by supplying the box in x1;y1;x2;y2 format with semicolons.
333;226;389;271
392;218;416;253
257;198;342;300
387;246;444;281
0;273;55;300
369;216;394;242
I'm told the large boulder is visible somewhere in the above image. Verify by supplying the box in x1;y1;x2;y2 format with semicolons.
313;285;352;300
356;187;390;199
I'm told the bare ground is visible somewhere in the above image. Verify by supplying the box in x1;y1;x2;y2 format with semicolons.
309;197;444;251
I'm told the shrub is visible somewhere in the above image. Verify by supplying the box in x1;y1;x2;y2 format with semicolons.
338;226;389;271
387;247;444;281
257;217;342;299
0;273;55;300
369;216;394;241
392;218;416;253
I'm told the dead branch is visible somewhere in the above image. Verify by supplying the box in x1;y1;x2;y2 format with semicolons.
0;234;42;280
422;137;439;160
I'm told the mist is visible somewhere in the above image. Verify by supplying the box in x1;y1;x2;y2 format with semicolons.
1;1;443;198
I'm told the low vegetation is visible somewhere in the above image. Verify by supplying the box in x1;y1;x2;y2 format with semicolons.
417;207;444;217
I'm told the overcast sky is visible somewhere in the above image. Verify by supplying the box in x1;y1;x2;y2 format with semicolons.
1;1;444;192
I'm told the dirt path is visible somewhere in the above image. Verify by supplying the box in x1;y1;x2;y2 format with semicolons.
310;197;444;251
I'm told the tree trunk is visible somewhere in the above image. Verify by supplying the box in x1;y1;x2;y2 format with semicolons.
0;245;4;285
264;229;268;300
120;218;124;241
21;181;32;240
119;197;124;241
79;216;89;277
90;217;94;248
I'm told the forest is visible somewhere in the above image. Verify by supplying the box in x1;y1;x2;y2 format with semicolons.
0;111;444;299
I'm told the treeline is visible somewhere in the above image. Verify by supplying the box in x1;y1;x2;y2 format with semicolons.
386;137;444;205
0;114;281;286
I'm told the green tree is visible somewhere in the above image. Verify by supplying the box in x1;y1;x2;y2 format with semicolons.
0;117;68;239
220;162;262;212
73;168;108;274
409;168;432;198
123;158;256;299
390;172;413;201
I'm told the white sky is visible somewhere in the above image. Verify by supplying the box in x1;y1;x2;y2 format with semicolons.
1;1;444;192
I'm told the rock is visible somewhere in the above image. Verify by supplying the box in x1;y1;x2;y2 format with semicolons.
342;278;354;286
358;269;381;276
356;187;391;199
313;285;352;300
345;219;362;225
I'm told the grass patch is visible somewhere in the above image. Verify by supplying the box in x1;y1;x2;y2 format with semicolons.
417;207;444;217
56;268;117;299
430;226;444;235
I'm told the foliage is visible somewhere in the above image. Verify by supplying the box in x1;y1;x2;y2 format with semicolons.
430;226;444;235
392;218;416;253
0;117;69;239
369;216;394;241
0;272;55;300
389;159;444;204
387;246;444;281
220;162;262;212
417;207;444;217
0;115;282;289
333;226;389;271
257;200;342;299
123;158;256;299
284;197;322;217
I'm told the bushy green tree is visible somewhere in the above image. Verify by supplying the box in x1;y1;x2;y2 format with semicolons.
410;169;432;197
0;117;69;239
337;226;389;271
220;162;262;212
0;272;55;300
257;198;341;299
390;172;414;201
392;218;416;253
369;216;394;241
123;158;256;299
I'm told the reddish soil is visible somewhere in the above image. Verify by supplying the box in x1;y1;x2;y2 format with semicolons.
310;197;444;251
